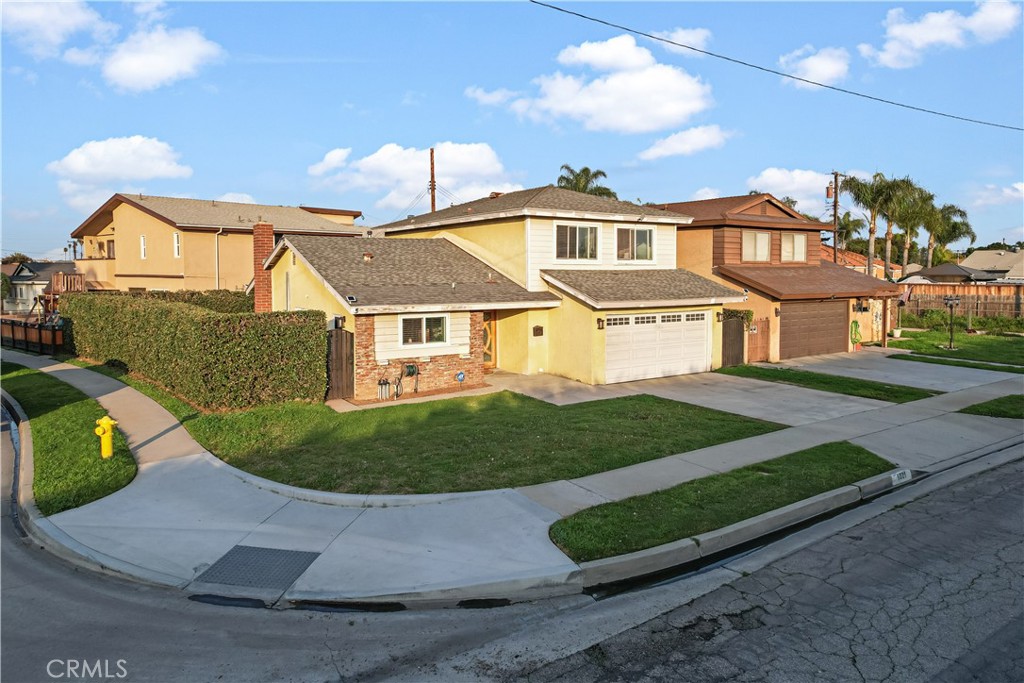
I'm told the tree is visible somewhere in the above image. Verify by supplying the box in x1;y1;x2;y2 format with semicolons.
881;180;932;277
748;189;798;208
2;252;31;265
557;164;618;199
923;203;973;268
835;211;866;250
840;173;903;280
0;272;10;300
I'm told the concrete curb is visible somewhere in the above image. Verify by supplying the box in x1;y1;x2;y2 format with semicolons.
196;450;511;508
1;390;185;589
577;468;916;589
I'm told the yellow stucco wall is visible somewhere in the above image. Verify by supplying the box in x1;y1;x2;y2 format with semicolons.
387;219;529;286
270;248;353;331
496;309;551;375
547;294;598;384
181;231;254;291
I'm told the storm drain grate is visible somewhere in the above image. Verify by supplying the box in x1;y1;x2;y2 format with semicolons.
196;545;320;590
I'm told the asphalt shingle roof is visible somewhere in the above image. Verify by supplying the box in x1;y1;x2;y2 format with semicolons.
279;235;560;308
541;269;744;306
11;261;77;283
719;261;900;300
119;194;359;234
374;186;693;232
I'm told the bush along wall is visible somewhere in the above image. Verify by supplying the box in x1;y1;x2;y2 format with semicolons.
79;289;254;313
61;294;326;410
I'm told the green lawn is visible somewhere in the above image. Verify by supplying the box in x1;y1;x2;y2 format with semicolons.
716;365;939;403
888;331;1024;366
550;442;892;562
1;362;136;515
889;353;1024;375
958;395;1024;420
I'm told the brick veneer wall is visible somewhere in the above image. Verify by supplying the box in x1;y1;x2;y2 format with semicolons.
353;311;486;402
253;222;274;313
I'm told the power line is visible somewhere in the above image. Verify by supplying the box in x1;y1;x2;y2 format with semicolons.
528;0;1024;132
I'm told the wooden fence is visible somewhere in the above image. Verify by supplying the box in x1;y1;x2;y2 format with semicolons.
899;283;1024;318
0;319;65;355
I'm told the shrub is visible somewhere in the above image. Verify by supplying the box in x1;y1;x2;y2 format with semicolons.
75;289;254;313
61;294;326;409
901;309;1024;334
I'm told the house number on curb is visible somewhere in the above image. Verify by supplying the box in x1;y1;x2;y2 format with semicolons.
890;469;911;487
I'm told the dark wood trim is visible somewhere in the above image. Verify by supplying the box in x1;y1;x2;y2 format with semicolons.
300;206;363;218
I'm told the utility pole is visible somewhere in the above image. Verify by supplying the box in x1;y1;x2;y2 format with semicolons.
826;171;840;263
429;147;436;213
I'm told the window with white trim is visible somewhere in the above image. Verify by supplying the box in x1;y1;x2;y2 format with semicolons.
173;232;181;258
742;231;770;262
781;233;807;262
556;224;598;260
140;235;147;260
616;227;653;260
401;315;447;345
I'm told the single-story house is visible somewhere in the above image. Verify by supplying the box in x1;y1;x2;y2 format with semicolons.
959;249;1024;281
821;245;903;280
908;263;998;284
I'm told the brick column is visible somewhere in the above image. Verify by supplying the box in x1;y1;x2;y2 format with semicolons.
253;222;274;313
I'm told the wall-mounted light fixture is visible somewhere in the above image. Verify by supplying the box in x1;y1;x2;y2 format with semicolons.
774;307;781;317
716;311;723;322
597;318;605;330
334;316;346;329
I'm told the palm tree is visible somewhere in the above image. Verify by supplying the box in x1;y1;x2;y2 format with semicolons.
835;211;866;251
557;164;618;199
880;180;930;278
840;173;902;279
924;203;974;267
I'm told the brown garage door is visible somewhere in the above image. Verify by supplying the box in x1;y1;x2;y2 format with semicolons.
780;301;848;359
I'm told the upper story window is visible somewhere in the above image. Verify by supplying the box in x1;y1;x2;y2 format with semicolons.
401;315;447;346
106;239;116;259
616;227;653;261
173;232;181;258
140;235;147;260
742;231;770;262
556;224;598;260
781;233;807;262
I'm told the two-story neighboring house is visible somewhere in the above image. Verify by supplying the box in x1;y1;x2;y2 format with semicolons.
656;194;899;362
3;261;78;317
71;194;362;292
261;186;744;401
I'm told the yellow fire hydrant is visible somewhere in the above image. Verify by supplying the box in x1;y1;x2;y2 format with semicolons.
94;415;118;459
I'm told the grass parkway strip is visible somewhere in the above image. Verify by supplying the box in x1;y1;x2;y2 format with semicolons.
549;442;893;563
68;359;784;495
1;362;137;516
887;330;1024;366
958;395;1024;420
716;365;940;403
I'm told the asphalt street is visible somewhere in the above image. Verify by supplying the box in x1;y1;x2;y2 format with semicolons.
511;458;1024;683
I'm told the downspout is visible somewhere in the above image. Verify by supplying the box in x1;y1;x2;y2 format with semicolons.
214;228;224;290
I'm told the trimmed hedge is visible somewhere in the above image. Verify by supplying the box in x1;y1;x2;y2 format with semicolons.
85;289;254;313
61;294;326;409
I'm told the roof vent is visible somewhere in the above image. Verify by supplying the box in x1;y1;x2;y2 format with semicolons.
363;252;373;263
489;192;504;199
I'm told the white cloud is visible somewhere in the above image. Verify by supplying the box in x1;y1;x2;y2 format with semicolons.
638;125;733;160
311;142;522;212
859;2;1022;69
778;45;850;88
464;86;520;106
1;0;116;59
691;187;720;201
476;35;713;135
746;168;832;216
216;193;257;204
7;66;39;85
103;25;223;92
47;135;192;212
557;34;655;71
973;182;1024;207
651;27;712;55
308;148;352;177
133;1;170;26
63;46;103;66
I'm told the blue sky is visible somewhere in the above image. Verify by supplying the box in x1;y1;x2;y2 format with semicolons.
3;1;1022;261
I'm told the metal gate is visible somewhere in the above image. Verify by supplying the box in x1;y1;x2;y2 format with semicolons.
326;329;354;400
721;317;745;367
747;317;770;363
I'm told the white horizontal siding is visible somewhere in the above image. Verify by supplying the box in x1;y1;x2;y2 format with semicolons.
374;312;471;361
527;219;678;291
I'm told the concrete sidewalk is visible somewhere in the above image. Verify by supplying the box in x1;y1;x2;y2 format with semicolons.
3;350;1022;607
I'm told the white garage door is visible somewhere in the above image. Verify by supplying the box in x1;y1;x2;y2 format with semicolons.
604;311;711;384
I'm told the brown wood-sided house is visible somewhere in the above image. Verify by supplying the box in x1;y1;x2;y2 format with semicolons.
656;194;898;362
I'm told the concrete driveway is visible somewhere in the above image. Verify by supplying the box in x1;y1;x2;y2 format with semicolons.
773;348;1022;391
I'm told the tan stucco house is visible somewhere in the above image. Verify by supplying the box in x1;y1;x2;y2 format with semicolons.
71;194;362;292
260;186;744;401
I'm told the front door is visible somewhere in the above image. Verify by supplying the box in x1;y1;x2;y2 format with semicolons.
482;311;497;368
